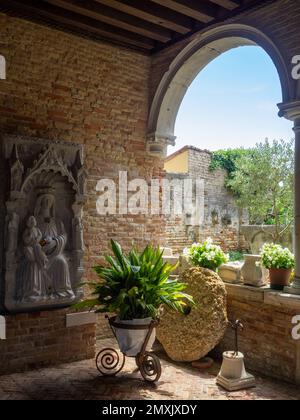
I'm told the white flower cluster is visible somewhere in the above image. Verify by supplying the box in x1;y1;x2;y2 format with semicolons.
184;238;229;270
260;243;294;270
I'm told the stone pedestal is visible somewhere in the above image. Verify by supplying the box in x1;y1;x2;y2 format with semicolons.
219;262;243;284
241;255;267;287
217;351;256;391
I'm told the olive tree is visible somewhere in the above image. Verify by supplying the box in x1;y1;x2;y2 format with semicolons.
227;139;294;243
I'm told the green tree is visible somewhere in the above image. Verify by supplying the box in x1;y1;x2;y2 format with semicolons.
227;139;294;242
210;148;254;179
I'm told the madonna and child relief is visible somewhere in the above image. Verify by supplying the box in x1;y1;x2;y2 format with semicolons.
18;194;75;303
1;136;87;313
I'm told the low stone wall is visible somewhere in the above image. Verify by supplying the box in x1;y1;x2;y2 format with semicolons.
241;225;293;254
0;309;96;375
216;285;300;384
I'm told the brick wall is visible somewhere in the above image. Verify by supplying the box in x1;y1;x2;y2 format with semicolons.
165;147;248;254
0;309;96;375
0;13;165;269
215;285;300;384
0;13;164;373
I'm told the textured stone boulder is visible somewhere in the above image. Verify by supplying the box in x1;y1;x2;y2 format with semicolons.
157;267;228;362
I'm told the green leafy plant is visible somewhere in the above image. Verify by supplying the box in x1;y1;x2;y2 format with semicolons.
260;243;295;269
184;238;229;271
229;251;244;262
227;139;294;242
75;240;194;320
210;148;253;180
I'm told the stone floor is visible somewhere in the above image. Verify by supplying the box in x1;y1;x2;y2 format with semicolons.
0;338;300;400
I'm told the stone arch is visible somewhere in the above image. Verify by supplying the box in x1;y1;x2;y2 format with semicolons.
148;24;294;156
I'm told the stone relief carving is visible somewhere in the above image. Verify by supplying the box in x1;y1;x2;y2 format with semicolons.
0;135;87;313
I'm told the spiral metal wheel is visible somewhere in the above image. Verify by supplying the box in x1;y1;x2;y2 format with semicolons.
96;348;125;376
139;352;162;382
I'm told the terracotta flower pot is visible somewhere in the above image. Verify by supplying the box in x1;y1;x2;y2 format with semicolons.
269;268;292;290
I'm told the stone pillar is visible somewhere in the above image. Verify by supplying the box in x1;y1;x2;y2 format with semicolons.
279;101;300;295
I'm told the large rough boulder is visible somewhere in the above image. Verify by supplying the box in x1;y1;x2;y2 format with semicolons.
157;267;228;362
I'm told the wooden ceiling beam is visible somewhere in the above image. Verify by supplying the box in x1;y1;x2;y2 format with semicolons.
4;0;155;50
44;0;172;42
94;0;193;34
208;0;241;10
149;0;218;23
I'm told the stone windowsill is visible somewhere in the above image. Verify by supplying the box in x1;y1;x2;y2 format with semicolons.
225;283;300;310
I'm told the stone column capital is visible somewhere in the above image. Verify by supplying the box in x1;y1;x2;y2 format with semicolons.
146;132;176;158
278;101;300;123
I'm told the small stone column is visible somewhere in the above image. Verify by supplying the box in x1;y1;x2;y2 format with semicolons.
279;102;300;294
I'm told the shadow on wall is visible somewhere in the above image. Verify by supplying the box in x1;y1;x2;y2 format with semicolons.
241;225;293;254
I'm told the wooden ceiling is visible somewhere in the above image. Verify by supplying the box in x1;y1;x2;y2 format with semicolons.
0;0;272;53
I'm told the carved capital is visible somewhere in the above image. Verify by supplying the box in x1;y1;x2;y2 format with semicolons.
147;132;176;158
278;101;300;123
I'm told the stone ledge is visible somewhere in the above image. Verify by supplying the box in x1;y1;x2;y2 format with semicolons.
225;283;265;303
66;311;97;328
264;291;300;310
225;283;300;310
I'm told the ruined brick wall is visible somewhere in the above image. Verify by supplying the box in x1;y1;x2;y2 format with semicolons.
0;13;164;373
165;148;248;255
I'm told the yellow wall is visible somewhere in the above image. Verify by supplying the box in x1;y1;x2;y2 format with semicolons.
164;150;189;173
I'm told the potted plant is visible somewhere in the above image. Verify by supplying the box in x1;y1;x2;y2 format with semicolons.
183;238;229;272
260;243;294;290
76;240;194;356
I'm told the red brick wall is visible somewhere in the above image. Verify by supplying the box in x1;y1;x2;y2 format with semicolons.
215;287;299;384
0;13;164;373
0;310;96;375
0;13;165;271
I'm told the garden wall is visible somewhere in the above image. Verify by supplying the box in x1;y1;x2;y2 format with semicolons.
241;225;293;254
216;284;300;384
165;147;248;255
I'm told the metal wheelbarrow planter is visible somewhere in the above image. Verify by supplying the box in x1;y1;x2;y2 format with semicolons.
96;315;162;382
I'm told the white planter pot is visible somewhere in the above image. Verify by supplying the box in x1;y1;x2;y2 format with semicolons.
114;318;156;357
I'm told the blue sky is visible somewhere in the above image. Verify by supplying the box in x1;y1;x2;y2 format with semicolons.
171;46;293;154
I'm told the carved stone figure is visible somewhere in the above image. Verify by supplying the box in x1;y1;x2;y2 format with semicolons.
10;145;24;192
0;135;87;313
7;212;19;252
33;193;75;300
18;194;76;303
73;216;84;250
18;216;48;303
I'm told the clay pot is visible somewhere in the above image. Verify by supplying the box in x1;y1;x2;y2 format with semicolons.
269;268;291;290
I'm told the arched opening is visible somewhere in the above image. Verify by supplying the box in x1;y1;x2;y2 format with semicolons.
174;45;292;153
147;24;294;156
